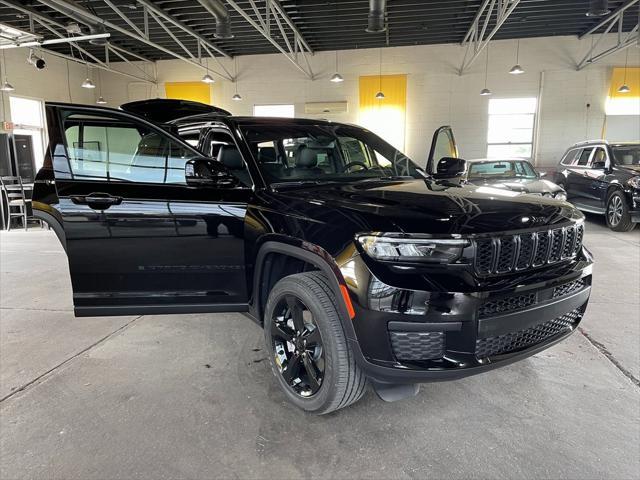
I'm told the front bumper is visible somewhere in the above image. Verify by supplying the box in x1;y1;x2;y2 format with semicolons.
341;250;593;385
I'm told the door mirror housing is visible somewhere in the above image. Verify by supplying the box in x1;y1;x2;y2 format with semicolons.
185;157;240;188
433;157;466;179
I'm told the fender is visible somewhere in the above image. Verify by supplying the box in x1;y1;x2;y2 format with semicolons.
253;240;362;351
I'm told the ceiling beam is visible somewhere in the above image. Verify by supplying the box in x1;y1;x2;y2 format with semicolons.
224;0;314;79
577;23;638;69
458;0;521;74
28;0;232;80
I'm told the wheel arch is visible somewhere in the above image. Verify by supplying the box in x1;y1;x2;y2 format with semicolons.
253;240;357;340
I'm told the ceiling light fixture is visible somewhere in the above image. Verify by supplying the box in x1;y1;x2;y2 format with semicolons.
330;50;344;82
375;48;384;99
480;44;492;96
509;39;524;75
201;56;215;84
0;50;14;91
232;56;242;100
96;70;107;104
618;48;631;94
82;62;95;88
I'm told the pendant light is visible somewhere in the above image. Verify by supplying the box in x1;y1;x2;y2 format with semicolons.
375;48;385;99
509;39;525;75
81;63;95;89
232;56;242;100
96;69;107;104
480;45;492;96
330;50;344;83
618;49;631;93
201;56;215;84
1;50;15;91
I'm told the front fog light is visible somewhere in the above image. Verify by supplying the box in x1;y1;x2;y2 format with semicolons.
554;191;567;201
358;235;469;264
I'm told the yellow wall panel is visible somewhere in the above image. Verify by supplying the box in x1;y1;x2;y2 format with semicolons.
608;67;640;99
359;74;407;151
164;82;212;104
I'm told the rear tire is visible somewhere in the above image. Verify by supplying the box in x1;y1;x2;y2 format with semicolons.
263;271;367;414
606;190;635;232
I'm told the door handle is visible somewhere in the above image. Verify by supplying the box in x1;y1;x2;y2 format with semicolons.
70;193;123;209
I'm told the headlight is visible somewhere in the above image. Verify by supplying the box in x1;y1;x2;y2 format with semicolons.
628;177;640;189
554;191;567;201
357;234;469;264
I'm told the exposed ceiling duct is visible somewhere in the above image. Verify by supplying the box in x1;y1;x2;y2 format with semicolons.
39;0;108;45
586;0;611;16
365;0;387;33
197;0;233;39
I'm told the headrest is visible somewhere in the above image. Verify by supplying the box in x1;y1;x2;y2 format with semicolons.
217;145;244;170
294;145;318;168
259;147;277;163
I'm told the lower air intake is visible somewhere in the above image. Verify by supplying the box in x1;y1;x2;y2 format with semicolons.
390;331;445;361
475;309;583;358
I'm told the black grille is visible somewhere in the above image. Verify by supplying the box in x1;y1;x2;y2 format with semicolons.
474;223;584;276
390;331;445;361
478;293;537;319
475;309;582;358
553;279;586;298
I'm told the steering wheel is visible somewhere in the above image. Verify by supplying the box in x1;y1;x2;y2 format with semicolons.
341;161;369;173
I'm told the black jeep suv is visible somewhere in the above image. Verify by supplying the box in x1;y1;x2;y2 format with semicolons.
555;140;640;231
32;101;593;414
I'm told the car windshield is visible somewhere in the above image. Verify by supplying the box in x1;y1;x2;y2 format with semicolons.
612;145;640;166
467;160;537;180
240;123;425;186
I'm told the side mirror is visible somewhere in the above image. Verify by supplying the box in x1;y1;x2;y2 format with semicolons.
185;157;240;188
538;171;547;178
433;157;466;179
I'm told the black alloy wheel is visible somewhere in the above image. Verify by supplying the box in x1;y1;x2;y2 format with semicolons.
606;190;635;232
270;295;325;397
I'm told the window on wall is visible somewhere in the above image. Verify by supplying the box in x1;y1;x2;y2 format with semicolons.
487;97;537;159
253;104;295;118
9;96;46;178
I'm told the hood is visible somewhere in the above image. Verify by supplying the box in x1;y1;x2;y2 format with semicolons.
269;179;581;235
466;177;563;194
618;165;640;174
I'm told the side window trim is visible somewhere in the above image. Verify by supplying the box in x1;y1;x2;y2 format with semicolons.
561;148;579;166
59;106;199;185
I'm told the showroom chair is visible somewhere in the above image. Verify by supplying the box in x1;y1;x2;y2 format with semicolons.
0;176;30;231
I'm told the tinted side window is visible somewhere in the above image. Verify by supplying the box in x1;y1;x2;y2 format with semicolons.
576;148;593;166
560;149;579;166
590;147;607;167
62;112;191;184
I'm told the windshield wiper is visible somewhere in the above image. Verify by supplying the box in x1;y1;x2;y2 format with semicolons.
269;180;339;190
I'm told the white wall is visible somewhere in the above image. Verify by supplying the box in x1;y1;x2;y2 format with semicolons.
3;35;639;167
0;47;98;120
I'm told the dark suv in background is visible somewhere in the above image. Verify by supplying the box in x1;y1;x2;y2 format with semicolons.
554;140;640;231
33;100;593;414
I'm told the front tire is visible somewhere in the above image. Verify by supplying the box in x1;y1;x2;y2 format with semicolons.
606;190;635;232
263;271;367;414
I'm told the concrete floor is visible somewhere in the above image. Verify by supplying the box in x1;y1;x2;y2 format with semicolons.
1;215;639;480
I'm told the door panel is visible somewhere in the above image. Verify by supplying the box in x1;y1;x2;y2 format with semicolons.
565;147;594;208
581;147;609;209
47;104;250;315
